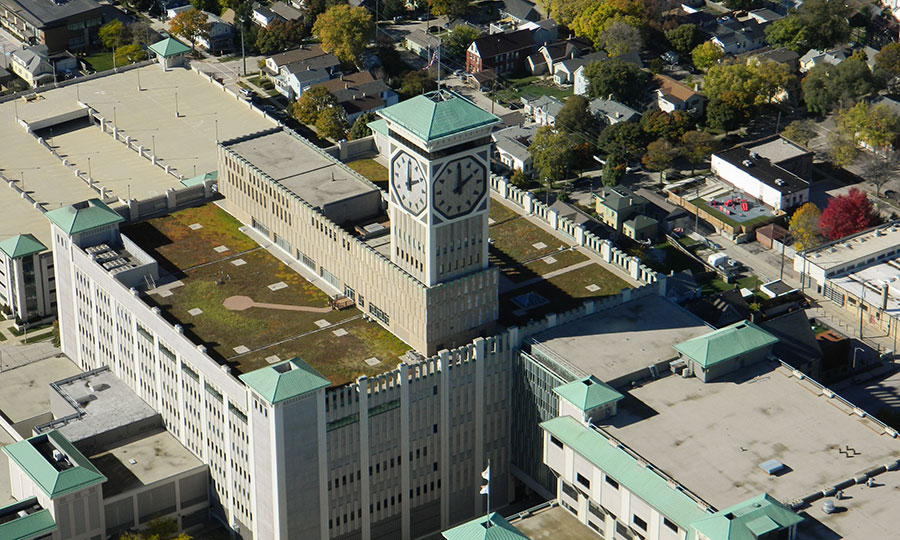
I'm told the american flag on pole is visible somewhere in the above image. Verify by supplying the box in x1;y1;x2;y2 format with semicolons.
423;48;438;70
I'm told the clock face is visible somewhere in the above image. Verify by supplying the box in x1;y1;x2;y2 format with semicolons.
391;151;427;215
433;156;487;220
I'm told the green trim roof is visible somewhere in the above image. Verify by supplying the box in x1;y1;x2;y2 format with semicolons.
553;376;623;413
180;170;218;187
378;89;500;142
2;431;106;499
541;416;710;532
673;320;778;369
367;118;388;136
148;37;191;58
0;500;56;540
441;512;530;540
45;199;123;236
0;234;47;259
239;357;331;404
691;493;803;540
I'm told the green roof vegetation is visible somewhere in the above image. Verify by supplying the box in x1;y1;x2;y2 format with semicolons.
540;416;711;532
0;500;56;540
379;89;500;142
2;431;106;499
553;376;623;412
148;37;191;58
239;357;331;404
441;512;530;540
673;320;778;369
691;493;803;540
0;234;47;259
45;199;123;236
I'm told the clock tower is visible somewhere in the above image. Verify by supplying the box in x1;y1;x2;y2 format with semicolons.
378;89;501;287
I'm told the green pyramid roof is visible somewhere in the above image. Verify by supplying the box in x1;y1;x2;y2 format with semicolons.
2;431;106;500
441;513;530;540
0;500;56;540
45;199;123;236
0;234;47;259
690;493;803;540
553;376;623;412
239;357;331;404
148;37;191;58
673;320;778;369
181;170;218;187
541;416;711;532
378;89;500;142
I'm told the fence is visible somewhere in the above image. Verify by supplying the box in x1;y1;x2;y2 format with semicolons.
489;175;660;284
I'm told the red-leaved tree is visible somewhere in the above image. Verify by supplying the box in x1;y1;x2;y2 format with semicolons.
818;188;881;240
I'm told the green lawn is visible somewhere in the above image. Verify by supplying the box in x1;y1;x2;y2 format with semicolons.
9;322;52;337
84;52;115;72
489;215;570;267
345;158;388;191
122;204;259;271
489;199;520;224
494;77;574;104
0;330;7;342
23;331;54;344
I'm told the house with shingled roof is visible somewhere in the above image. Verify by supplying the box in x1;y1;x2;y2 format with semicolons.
466;28;536;76
653;74;706;115
148;37;191;70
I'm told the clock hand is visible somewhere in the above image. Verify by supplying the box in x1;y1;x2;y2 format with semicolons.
453;163;462;194
405;160;412;191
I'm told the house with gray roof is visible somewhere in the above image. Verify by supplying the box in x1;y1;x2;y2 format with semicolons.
589;98;640;125
522;95;564;126
492;124;538;174
799;47;847;72
500;0;540;23
274;53;341;100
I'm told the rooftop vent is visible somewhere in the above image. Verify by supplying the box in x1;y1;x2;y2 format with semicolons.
742;159;753;167
17;510;28;518
52;449;66;462
749;151;758;159
823;500;836;514
774;178;785;186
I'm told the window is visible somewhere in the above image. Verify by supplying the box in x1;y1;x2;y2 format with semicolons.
632;515;647;531
576;473;590;489
605;476;619;490
561;481;578;501
550;435;564;449
663;517;678;533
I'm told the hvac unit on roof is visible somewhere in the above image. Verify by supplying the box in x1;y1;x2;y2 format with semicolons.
749;151;758;159
742;159;753;167
52;449;65;462
774;178;785;186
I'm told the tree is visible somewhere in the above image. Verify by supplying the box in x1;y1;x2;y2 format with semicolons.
596;121;646;162
640;110;692;142
705;98;741;132
836;101;900;152
114;44;148;66
444;25;481;58
602;153;626;186
642;138;678;183
99;20;131;50
189;0;218;13
598;17;643;56
862;156;898;197
876;42;900;75
704;61;793;111
399;70;437;98
256;19;307;55
725;0;761;9
819;188;881;240
680;130;715;174
428;0;469;17
789;202;821;251
666;24;701;55
529;127;575;183
129;22;159;48
168;9;210;53
556;95;598;137
782;119;817;146
292;86;336;124
691;42;723;71
119;518;190;540
802;53;881;115
313;5;373;67
380;0;406;19
315;107;348;140
510;169;531;188
347;111;377;140
570;0;643;48
765;0;850;53
582;59;648;107
826;129;859;167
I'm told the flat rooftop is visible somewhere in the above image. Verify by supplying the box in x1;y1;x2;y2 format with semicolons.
122;203;409;384
0;65;275;243
2;0;101;26
747;136;811;164
831;262;900;318
0;356;81;424
604;362;900;524
529;296;711;386
803;222;900;271
0;428;17;507
714;146;809;195
89;428;204;498
39;369;159;444
225;130;379;209
509;504;595;540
